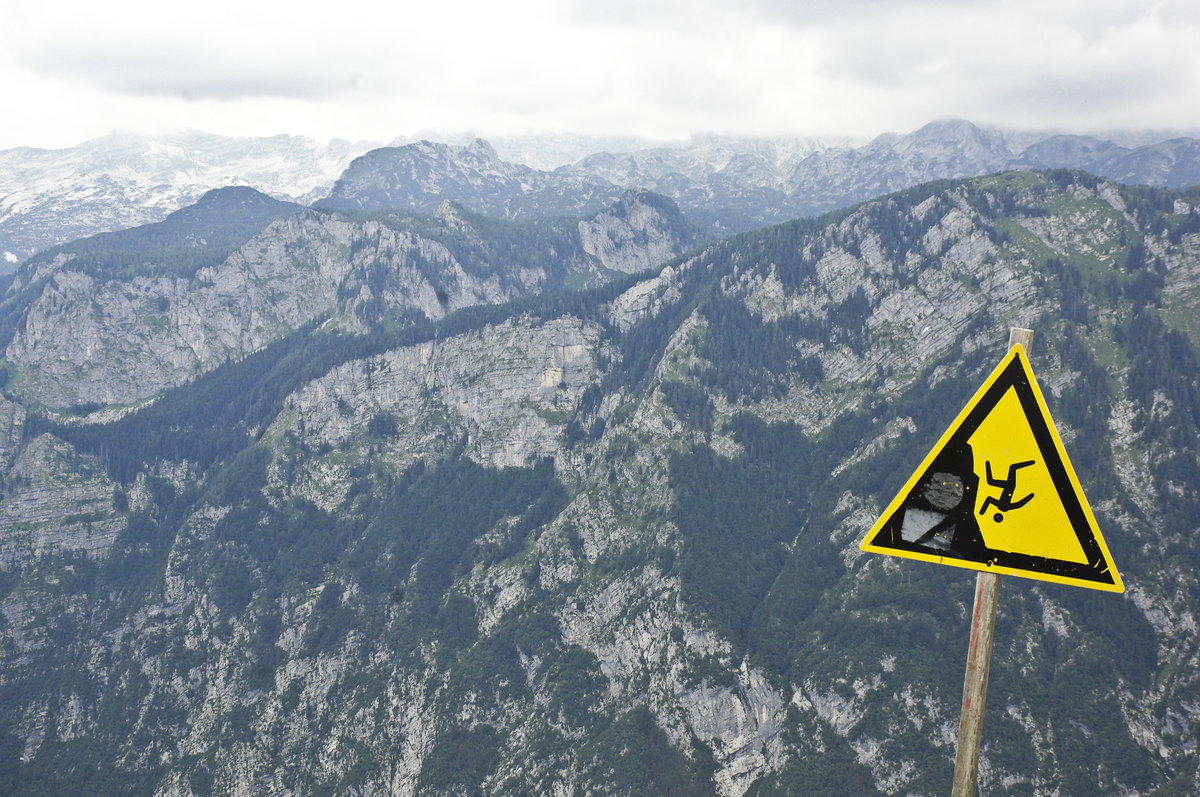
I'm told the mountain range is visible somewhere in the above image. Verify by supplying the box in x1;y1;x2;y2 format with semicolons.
0;124;1199;795
4;120;1200;272
0;131;378;269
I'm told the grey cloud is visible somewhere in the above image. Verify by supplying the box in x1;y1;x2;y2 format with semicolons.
565;0;989;27
11;23;382;103
992;67;1187;119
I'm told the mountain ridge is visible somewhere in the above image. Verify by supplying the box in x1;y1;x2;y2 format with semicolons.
6;120;1200;273
1;186;693;410
1;168;1198;794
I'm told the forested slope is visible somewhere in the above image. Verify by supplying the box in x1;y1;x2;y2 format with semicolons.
0;170;1198;795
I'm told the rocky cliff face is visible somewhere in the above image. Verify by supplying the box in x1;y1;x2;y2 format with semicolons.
0;170;1198;796
578;192;694;275
2;191;692;409
275;315;607;501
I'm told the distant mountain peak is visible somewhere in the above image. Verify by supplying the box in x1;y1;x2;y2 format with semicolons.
187;184;290;209
156;186;302;235
318;138;619;218
0;131;377;270
466;137;500;161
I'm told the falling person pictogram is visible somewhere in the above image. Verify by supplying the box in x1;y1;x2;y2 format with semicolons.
861;343;1123;591
979;460;1035;522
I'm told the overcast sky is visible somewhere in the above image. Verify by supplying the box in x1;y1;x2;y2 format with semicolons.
2;0;1198;150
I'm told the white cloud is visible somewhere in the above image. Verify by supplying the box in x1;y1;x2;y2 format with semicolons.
0;0;1198;149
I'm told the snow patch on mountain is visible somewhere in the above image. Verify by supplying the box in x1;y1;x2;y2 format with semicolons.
0;131;379;269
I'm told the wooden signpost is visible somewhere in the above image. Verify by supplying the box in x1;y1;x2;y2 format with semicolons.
859;327;1123;795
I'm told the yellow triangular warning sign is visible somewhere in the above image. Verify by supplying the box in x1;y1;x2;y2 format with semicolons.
861;344;1123;592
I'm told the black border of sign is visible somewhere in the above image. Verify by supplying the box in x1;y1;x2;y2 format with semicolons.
865;354;1117;586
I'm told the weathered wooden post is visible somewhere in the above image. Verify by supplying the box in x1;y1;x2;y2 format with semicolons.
951;326;1029;797
861;324;1123;795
